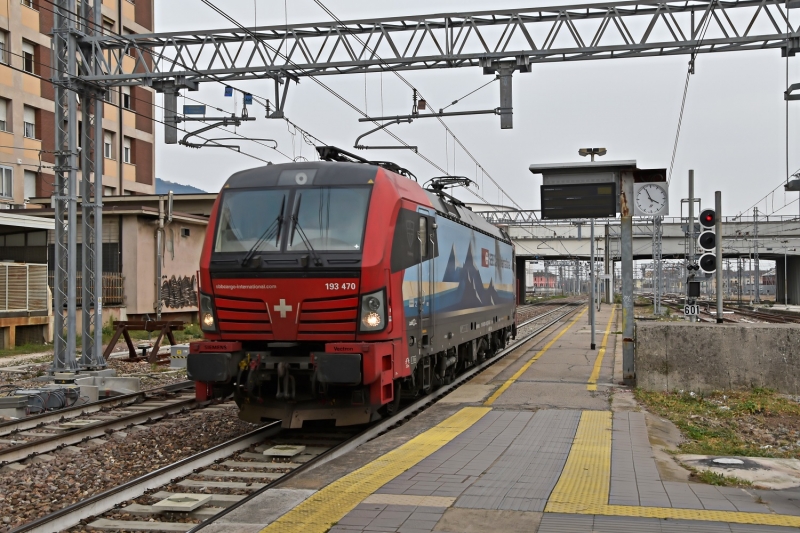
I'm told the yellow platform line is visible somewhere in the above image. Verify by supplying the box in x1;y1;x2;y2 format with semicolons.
484;306;588;406
587;305;616;391
260;406;491;533
545;410;800;528
547;410;612;508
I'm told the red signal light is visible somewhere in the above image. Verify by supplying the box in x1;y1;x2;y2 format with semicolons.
699;209;716;228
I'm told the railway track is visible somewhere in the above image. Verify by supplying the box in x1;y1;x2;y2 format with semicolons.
0;381;195;438
645;295;800;324
0;382;196;463
8;302;586;533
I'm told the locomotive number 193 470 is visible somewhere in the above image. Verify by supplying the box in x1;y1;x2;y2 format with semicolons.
325;282;357;291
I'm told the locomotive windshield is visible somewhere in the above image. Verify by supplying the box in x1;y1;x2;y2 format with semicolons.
213;186;371;255
214;189;289;253
288;187;371;251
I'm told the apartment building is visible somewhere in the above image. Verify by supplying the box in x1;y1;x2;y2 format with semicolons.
0;0;155;206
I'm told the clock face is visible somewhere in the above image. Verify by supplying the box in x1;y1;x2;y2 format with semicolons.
635;184;667;215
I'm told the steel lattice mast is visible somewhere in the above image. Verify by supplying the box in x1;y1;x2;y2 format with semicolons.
51;0;106;372
51;0;79;372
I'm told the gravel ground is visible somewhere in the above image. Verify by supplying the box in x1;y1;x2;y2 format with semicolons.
0;357;189;398
0;404;256;532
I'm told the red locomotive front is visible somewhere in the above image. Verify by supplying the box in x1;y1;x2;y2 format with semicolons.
189;149;517;428
189;157;426;427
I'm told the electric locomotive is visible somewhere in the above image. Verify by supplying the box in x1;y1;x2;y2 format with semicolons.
188;147;516;428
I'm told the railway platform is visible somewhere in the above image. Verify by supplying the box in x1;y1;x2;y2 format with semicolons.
199;304;800;533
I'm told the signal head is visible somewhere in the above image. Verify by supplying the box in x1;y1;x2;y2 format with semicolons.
699;253;717;273
700;208;716;229
698;231;716;251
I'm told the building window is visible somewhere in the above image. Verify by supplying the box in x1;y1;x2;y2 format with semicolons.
0;31;7;65
23;170;36;200
21;0;36;9
123;136;131;163
121;86;131;109
0;167;12;198
122;28;135;57
22;41;35;74
23;106;36;139
103;131;114;159
0;98;8;132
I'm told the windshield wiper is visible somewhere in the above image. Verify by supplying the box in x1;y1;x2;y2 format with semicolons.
290;193;322;267
241;196;285;266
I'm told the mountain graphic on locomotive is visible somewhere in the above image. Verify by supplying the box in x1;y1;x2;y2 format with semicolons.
188;147;517;428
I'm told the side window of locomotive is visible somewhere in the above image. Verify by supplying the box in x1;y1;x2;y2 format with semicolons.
391;210;440;272
390;209;422;272
419;217;427;257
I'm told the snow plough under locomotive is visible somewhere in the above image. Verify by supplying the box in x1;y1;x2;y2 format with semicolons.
188;147;517;428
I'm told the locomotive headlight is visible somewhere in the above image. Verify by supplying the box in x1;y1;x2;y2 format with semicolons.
200;293;218;332
363;312;381;328
366;296;381;311
359;289;386;332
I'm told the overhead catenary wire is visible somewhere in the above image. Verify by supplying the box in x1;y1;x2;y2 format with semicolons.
305;1;577;258
666;2;715;186
45;0;516;214
35;0;334;166
0;58;275;171
310;0;526;211
39;0;569;257
32;0;298;162
198;0;449;177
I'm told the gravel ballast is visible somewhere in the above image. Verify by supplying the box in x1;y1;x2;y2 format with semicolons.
0;405;256;532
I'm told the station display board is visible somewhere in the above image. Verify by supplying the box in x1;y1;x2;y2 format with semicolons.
540;182;617;219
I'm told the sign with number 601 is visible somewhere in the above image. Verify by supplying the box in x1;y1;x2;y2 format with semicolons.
684;304;699;316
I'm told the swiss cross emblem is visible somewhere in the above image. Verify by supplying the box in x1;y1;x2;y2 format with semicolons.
273;299;293;318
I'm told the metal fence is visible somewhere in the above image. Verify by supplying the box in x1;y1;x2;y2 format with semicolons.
47;272;125;307
0;263;48;312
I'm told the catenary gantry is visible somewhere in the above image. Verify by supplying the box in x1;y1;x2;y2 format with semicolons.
84;0;799;84
49;0;800;371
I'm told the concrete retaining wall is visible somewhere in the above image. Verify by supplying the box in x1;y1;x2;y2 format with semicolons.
635;322;800;394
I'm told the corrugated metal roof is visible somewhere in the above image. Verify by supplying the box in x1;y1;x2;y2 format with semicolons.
0;212;55;230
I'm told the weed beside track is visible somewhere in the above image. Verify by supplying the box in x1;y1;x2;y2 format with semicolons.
635;387;800;459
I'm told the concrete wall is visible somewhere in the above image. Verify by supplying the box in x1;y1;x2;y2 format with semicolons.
636;322;800;395
120;214;205;318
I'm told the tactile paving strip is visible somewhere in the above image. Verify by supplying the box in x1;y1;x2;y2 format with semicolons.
540;513;800;532
259;406;490;533
545;410;800;528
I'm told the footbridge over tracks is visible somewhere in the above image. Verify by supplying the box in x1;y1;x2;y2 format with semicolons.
476;212;800;262
479;211;800;305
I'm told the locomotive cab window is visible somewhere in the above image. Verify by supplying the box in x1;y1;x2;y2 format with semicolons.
214;189;289;253
287;187;371;252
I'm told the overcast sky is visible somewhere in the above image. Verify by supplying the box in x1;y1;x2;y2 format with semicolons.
153;0;799;219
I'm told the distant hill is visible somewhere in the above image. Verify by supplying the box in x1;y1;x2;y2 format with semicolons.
156;178;206;195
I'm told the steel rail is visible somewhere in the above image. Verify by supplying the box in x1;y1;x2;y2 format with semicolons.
9;422;282;533
189;302;586;532
0;381;195;437
0;397;200;464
